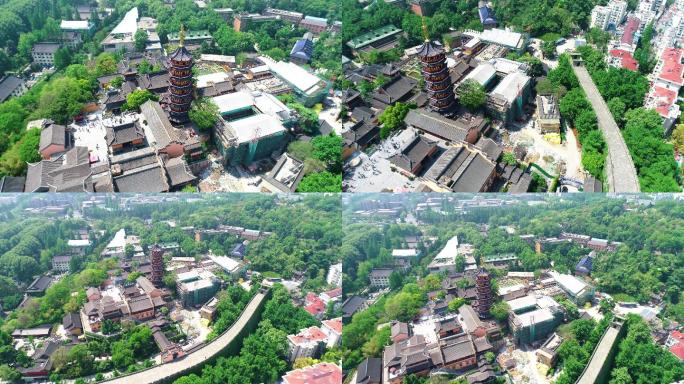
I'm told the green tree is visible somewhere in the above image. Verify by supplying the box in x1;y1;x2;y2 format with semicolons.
672;123;684;152
542;41;556;59
18;128;41;163
311;134;342;173
287;141;314;161
95;52;118;76
448;297;466;312
389;270;403;290
297;171;342;192
35;77;94;124
458;80;486;111
188;97;219;132
502;152;517;166
134;29;148;52
609;367;632;384
124;90;158;111
53;47;72;70
607;98;626;127
378;102;412;138
490;301;509;322
110;76;124;89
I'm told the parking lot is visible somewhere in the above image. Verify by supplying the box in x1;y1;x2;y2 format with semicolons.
344;128;423;192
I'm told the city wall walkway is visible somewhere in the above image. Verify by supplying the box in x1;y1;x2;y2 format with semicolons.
571;65;640;192
101;290;269;384
576;318;625;384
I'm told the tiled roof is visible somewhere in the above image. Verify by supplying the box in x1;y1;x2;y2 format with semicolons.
106;121;145;146
372;75;417;105
39;122;67;151
282;362;341;384
404;108;485;143
0;76;24;102
113;161;169;193
164;157;196;187
25;147;93;192
140;100;180;149
389;135;438;173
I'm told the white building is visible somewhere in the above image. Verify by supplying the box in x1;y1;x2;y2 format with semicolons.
321;318;342;348
326;263;342;287
591;0;627;31
287;326;329;362
549;271;594;304
207;254;245;276
101;228;127;257
32;42;61;66
68;239;91;255
52;255;72;273
101;7;139;52
392;248;420;270
259;56;329;106
60;20;91;48
427;236;460;273
369;268;393;288
0;76;27;104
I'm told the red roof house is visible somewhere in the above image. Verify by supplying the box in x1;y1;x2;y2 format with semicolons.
620;17;640;47
304;292;326;318
658;48;684;87
651;86;679;118
282;362;342;384
609;49;638;71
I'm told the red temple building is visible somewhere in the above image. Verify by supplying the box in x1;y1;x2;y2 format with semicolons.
168;26;194;124
150;244;164;287
476;269;493;318
417;21;456;114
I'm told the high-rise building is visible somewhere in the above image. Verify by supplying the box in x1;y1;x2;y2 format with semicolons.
590;0;627;31
476;269;492;318
168;26;194;124
150;244;164;287
417;23;456;114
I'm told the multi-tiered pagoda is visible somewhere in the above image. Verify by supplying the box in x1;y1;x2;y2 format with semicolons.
168;26;194;124
150;244;165;287
417;22;456;114
476;269;493;318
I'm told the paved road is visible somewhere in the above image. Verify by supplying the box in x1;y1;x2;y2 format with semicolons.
572;66;640;192
101;291;267;384
576;324;621;384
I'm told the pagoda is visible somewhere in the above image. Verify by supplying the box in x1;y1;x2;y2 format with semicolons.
168;25;194;124
417;19;456;114
475;268;493;318
150;244;165;287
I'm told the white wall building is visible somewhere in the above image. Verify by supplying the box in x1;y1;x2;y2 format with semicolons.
326;263;342;287
287;326;328;362
321;318;342;348
591;0;628;30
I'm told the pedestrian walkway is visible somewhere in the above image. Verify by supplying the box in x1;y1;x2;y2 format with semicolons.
101;290;267;384
572;65;640;192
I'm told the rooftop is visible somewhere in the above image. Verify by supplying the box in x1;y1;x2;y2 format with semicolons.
60;20;91;30
480;28;526;50
347;25;402;50
490;72;530;104
282;362;341;384
111;7;138;35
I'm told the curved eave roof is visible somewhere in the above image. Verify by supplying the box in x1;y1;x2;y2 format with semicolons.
169;46;193;61
417;41;444;58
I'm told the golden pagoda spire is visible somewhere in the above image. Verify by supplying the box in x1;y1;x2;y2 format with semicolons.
421;16;429;42
179;24;186;47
